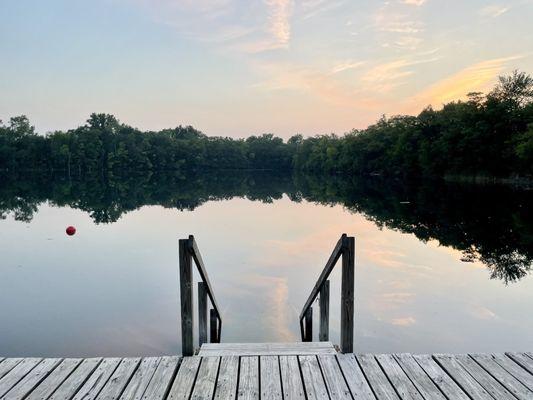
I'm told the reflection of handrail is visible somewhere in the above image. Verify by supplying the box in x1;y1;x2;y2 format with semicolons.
299;234;355;353
179;235;222;356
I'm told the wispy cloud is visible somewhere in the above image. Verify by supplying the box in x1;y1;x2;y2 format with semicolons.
265;0;293;48
480;4;510;18
391;316;417;326
329;60;366;74
401;0;426;6
407;55;523;110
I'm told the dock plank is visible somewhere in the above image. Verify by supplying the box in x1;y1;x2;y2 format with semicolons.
214;356;238;400
3;358;62;400
507;353;533;375
469;354;533;400
491;354;533;391
199;342;336;356
433;354;494;400
357;355;400;400
142;356;180;400
26;358;82;400
0;358;42;398
260;356;282;400
412;355;469;400
96;357;140;400
167;357;201;400
0;360;23;382
190;357;219;400
299;355;329;400
49;358;102;400
237;357;259;400
119;357;160;400
375;354;423;400
393;354;446;400
318;355;352;400
71;358;121;400
279;356;305;400
336;354;375;400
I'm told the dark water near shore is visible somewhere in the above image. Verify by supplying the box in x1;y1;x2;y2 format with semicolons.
0;171;532;357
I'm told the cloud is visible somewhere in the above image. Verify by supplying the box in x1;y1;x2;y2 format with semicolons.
330;61;366;74
407;55;523;110
265;0;293;48
391;317;416;326
401;0;426;5
480;5;510;18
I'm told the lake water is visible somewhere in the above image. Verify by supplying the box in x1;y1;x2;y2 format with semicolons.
0;172;532;357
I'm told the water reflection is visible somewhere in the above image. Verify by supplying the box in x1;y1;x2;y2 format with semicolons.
1;171;532;284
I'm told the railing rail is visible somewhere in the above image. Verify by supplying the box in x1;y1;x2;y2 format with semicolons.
299;233;355;353
179;235;222;356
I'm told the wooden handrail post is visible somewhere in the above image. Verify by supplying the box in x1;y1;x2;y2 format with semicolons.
179;239;194;356
319;280;330;341
210;309;218;343
198;282;208;346
340;235;355;353
303;306;313;342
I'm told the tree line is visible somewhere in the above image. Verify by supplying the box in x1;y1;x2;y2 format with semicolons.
1;71;532;178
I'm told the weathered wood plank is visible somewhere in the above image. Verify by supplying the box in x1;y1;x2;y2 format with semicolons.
304;307;313;342
3;358;62;400
393;354;446;400
340;235;355;354
357;355;399;400
199;342;336;356
26;358;83;400
0;360;23;381
119;357;160;400
179;238;194;357
507;353;533;375
279;356;305;400
299;355;328;400
260;356;282;400
167;357;201;400
318;355;351;399
412;355;469;400
469;354;533;399
96;357;141;400
190;357;219;400
210;309;218;344
433;354;495;400
336;354;375;400
491;354;533;391
199;283;208;347
71;358;121;400
0;358;42;398
375;354;423;400
237;357;258;400
454;354;516;400
49;358;102;400
319;280;330;342
142;356;180;400
214;356;239;400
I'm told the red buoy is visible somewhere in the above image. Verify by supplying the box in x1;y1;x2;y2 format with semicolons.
66;226;76;236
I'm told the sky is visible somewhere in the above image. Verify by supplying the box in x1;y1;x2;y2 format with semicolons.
1;0;532;138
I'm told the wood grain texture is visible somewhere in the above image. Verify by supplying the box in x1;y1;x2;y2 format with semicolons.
318;355;352;400
119;357;160;400
190;357;219;400
340;235;355;354
393;354;446;400
336;354;375;400
3;358;61;400
96;357;141;400
198;282;208;347
279;356;305;400
142;356;180;400
375;354;423;400
260;356;282;400
357;355;400;400
71;357;121;400
26;358;83;400
299;356;329;400
179;238;194;357
48;358;102;400
214;356;238;400
167;357;201;400
0;358;42;398
0;360;23;382
319;280;330;342
491;354;533;391
199;342;336;356
237;357;258;400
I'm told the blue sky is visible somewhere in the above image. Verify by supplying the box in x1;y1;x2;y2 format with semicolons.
1;0;532;138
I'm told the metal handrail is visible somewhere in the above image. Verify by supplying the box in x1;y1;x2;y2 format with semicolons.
299;233;355;353
179;235;222;356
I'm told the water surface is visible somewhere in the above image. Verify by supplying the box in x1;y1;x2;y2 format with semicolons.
0;172;532;356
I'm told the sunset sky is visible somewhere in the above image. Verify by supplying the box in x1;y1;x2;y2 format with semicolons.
1;0;532;138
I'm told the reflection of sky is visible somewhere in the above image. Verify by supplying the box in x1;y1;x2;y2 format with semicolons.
0;196;532;357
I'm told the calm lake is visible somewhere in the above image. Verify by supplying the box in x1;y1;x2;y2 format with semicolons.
1;172;532;357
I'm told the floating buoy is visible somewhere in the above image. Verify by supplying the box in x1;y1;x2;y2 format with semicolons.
66;226;76;236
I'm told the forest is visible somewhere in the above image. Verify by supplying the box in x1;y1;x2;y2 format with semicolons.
1;71;532;178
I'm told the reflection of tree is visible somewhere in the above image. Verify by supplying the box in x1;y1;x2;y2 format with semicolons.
0;171;531;283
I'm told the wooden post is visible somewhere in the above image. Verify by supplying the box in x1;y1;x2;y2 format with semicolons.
340;235;355;353
179;239;194;356
198;282;208;347
303;306;313;342
319;280;330;342
210;309;218;343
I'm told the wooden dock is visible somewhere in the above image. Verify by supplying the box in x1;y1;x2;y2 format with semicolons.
1;345;533;399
